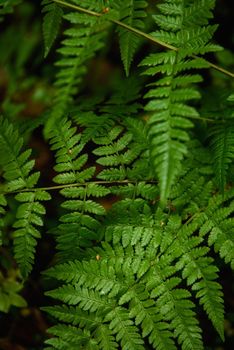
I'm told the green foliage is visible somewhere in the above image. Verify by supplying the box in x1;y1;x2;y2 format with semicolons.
43;189;226;349
208;93;234;191
45;1;109;134
42;0;63;57
48;118;107;261
0;270;27;313
0;0;234;349
0;117;51;277
141;0;221;204
0;0;22;22
116;0;148;75
0;194;7;245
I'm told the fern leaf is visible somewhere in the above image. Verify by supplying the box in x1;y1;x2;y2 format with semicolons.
46;285;114;312
0;117;51;277
48;118;106;261
116;0;147;75
209;121;234;192
199;189;234;269
94;324;118;350
172;222;224;339
141;0;217;203
13;190;51;277
0;194;7;245
42;0;63;57
45;8;107;134
45;324;91;349
93;121;148;181
105;306;145;350
149;265;203;350
128;284;176;350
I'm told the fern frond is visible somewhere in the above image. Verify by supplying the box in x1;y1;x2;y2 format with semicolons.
0;117;37;191
42;0;63;57
105;306;145;350
0;116;51;277
115;0;147;75
45;199;209;349
13;190;51;277
94;324;119;350
168;221;224;339
93;119;149;181
0;194;7;245
127;284;176;350
170;164;213;219
42;304;101;327
46;284;114;312
149;260;203;350
209;121;234;192
45;324;92;349
141;0;218;203
45;5;108;133
199;189;234;269
49;118;107;261
0;271;27;313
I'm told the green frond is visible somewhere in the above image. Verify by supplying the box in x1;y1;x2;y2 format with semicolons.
0;116;51;277
115;0;148;75
169;222;225;339
141;0;218;203
13;190;51;277
0;116;35;191
94;324;118;350
105;306;145;350
128;284;176;350
46;284;114;312
198;189;234;269
93;120;149;181
42;0;63;57
148;263;203;350
45;8;108;134
0;271;27;313
209;121;234;192
0;194;7;245
42;305;102;327
48;118;107;261
45;324;91;349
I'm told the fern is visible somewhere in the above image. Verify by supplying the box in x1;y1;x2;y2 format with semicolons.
42;0;63;57
0;194;7;245
115;0;148;76
141;0;220;204
0;0;234;349
45;1;108;133
0;270;27;313
208;93;234;191
48;118;108;261
0;117;51;277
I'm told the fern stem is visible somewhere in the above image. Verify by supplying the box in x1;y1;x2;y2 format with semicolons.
52;0;234;78
1;180;158;195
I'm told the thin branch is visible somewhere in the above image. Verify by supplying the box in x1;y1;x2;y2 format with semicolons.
1;180;158;195
52;0;234;79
